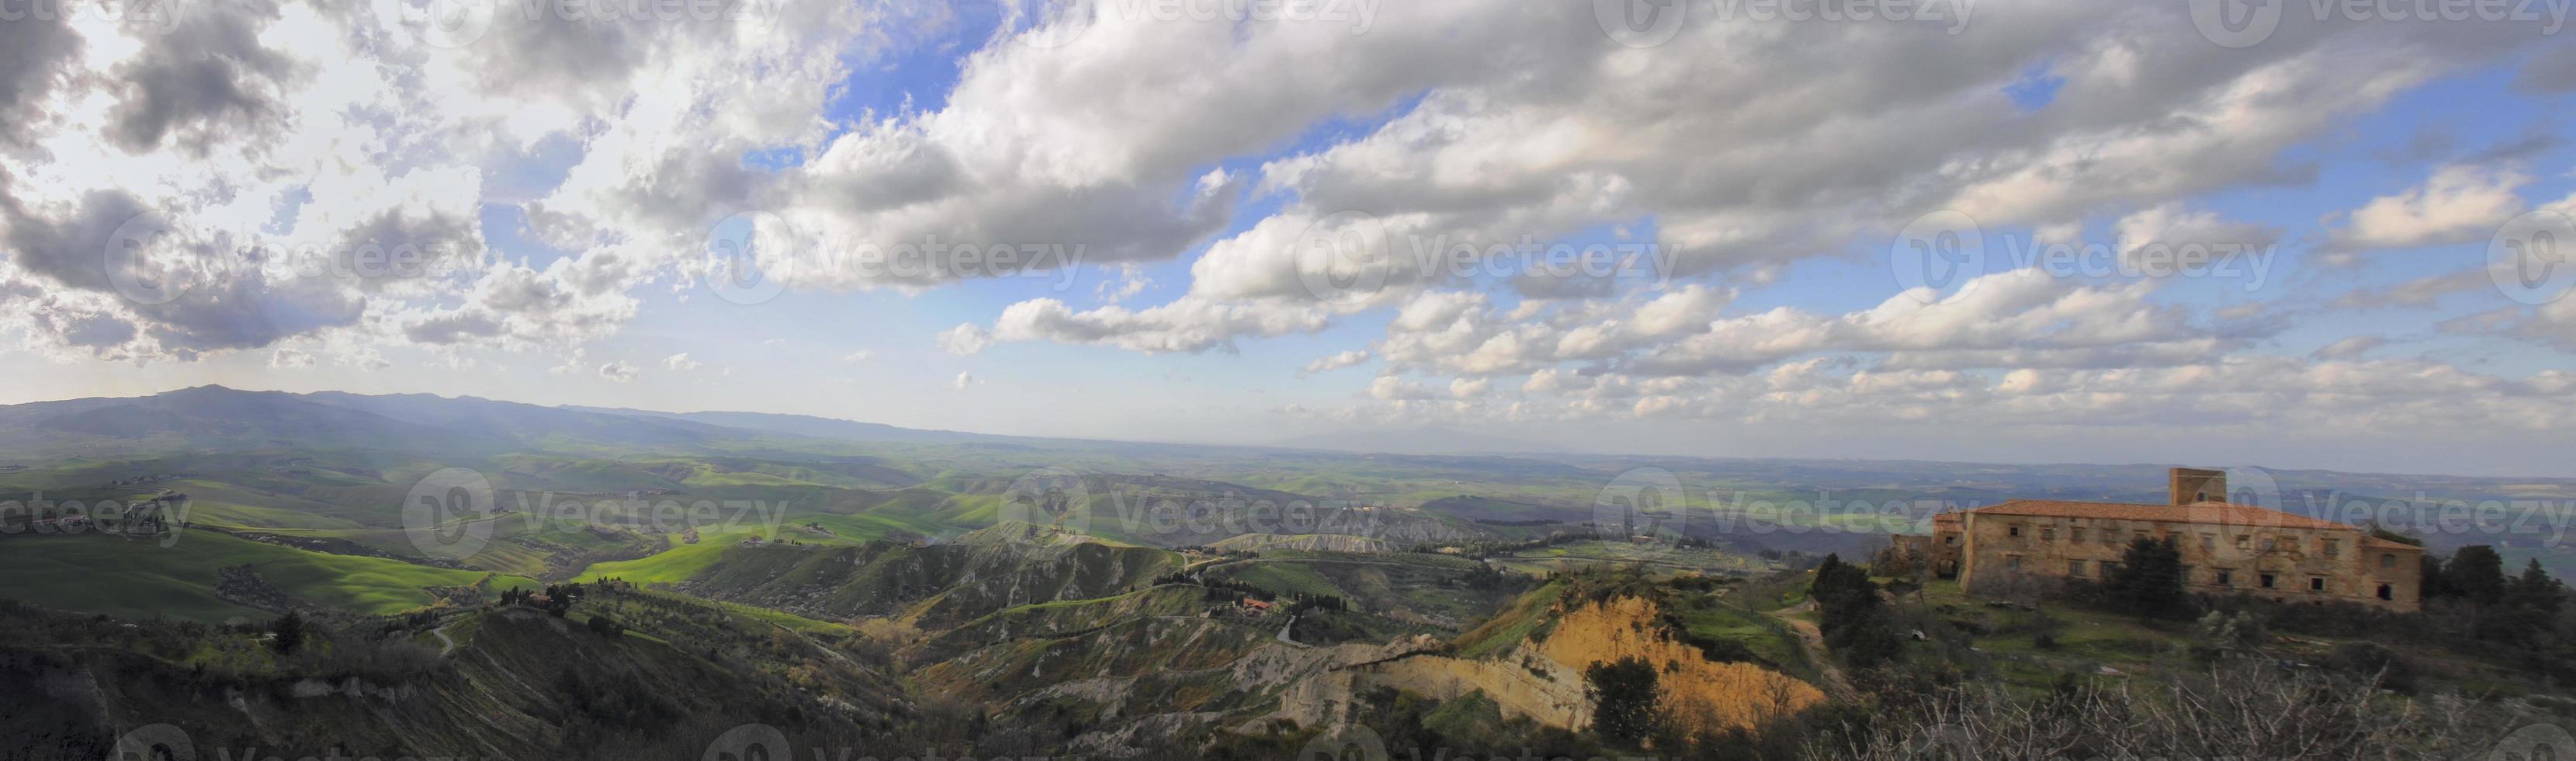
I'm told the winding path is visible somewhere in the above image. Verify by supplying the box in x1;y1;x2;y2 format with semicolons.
1763;603;1855;701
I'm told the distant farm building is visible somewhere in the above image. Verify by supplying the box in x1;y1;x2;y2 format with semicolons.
1890;467;2423;613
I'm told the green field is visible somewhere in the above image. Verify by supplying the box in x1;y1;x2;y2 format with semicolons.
0;531;536;624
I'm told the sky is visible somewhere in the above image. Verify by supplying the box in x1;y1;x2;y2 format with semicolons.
1;0;2574;476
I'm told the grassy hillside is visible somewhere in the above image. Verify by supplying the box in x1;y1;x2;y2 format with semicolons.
0;532;535;623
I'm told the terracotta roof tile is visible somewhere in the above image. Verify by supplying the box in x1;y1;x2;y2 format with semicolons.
1963;499;2352;531
2360;536;2425;552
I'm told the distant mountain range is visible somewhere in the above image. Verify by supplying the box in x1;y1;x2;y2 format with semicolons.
1273;426;1579;456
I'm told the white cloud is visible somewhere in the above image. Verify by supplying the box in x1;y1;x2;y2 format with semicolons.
2335;165;2530;250
1301;349;1371;375
937;324;994;356
2314;335;2385;360
664;353;701;371
598;360;638;383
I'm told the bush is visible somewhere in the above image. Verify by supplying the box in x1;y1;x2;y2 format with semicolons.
586;614;625;638
1583;655;1663;745
2321;641;2417;694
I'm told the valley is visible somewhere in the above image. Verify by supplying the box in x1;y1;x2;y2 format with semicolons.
0;387;2567;759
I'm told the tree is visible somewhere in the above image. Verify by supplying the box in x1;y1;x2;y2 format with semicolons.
2446;546;2508;605
271;610;306;655
1584;655;1662;745
2106;537;2189;620
2418;554;2453;600
1811;554;1904;668
586;614;625;638
2484;559;2567;645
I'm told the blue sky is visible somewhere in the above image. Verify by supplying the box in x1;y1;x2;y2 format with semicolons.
1;1;2573;474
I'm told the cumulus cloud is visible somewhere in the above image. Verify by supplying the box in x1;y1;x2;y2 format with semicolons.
937;324;993;356
2334;165;2531;250
1301;349;1371;375
664;353;701;371
598;360;638;383
957;2;2547;358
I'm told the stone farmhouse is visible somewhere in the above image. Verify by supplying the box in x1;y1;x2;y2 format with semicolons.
1889;468;2423;613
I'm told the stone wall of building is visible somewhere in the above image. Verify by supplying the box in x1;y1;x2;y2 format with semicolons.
1945;509;2422;613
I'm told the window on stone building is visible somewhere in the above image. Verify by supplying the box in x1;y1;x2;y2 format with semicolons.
2200;534;2216;551
2261;537;2276;551
2215;570;2234;586
2380;554;2394;568
2006;555;2022;570
2072;528;2087;543
2041;527;2055;542
2068;560;2085;576
2009;525;2022;537
2377;584;2393;601
2310;577;2326;592
2236;535;2251;551
2260;573;2276;589
1943;535;1957;547
2322;539;2339;558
